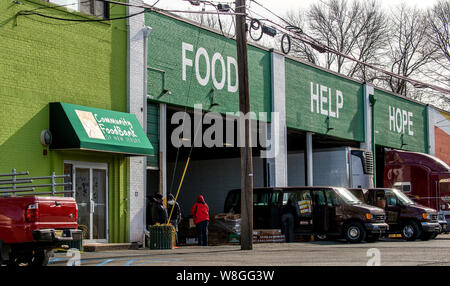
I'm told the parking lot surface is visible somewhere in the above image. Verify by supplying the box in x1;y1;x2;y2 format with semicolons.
49;234;450;266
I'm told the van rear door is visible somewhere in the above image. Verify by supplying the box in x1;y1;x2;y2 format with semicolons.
282;189;313;234
312;190;327;234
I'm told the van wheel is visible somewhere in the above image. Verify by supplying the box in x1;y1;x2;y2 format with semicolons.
401;221;421;241
344;222;366;243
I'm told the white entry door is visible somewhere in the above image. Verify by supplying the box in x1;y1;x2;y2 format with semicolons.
65;161;108;243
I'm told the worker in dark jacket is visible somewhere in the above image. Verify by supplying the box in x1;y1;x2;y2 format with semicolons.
280;198;297;243
151;193;168;225
167;193;182;242
190;195;210;246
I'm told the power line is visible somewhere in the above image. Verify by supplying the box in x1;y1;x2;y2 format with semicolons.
246;1;450;95
17;9;145;22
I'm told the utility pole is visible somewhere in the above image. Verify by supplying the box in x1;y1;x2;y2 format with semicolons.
235;0;253;250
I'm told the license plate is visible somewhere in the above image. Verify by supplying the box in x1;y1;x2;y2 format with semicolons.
55;230;63;238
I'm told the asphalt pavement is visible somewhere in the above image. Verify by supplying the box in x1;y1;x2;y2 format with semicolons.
49;234;450;267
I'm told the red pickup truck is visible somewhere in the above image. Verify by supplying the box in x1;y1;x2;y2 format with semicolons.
0;196;81;266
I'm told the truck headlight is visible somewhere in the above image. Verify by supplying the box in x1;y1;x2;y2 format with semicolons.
365;213;372;220
422;213;428;220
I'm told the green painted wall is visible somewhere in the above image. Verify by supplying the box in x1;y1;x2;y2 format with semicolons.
145;12;272;120
0;0;129;242
285;58;365;142
373;88;428;153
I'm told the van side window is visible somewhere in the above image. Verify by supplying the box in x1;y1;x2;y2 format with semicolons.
325;190;339;206
313;191;326;206
271;192;280;206
254;191;270;206
283;190;312;217
375;191;387;209
385;190;398;207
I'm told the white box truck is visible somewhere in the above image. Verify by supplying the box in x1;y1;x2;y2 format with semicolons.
287;147;374;188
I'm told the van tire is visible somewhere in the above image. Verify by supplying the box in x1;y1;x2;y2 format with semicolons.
401;220;421;241
344;222;366;243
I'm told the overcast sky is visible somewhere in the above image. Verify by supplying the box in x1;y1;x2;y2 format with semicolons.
147;0;438;17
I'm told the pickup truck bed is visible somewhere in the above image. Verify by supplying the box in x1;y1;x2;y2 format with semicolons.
0;196;81;266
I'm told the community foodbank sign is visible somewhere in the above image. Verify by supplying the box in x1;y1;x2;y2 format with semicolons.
75;109;140;143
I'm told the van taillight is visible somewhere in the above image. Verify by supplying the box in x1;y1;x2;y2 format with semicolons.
75;203;79;221
25;203;40;222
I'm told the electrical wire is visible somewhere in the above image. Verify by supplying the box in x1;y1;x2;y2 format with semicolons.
17;9;145;22
246;1;450;94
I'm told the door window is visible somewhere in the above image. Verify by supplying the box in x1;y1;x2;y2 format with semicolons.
75;168;91;240
325;189;340;206
385;190;399;207
313;190;326;206
66;162;108;242
92;169;107;240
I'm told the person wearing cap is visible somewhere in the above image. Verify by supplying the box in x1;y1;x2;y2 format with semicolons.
151;193;168;225
167;193;182;242
190;195;210;246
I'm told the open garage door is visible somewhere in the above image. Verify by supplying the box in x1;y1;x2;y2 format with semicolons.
165;106;269;217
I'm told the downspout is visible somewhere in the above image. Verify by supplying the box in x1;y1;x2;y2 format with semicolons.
142;25;152;246
369;93;377;188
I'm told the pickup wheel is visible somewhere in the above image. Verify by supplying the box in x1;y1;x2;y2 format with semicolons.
30;250;50;266
401;221;421;241
344;222;366;243
7;250;49;267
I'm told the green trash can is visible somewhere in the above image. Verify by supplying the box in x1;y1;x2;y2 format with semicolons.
148;225;175;249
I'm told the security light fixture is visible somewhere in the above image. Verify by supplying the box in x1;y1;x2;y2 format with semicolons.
217;4;231;12
40;130;52;146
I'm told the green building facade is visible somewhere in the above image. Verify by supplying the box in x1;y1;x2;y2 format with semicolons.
0;0;133;243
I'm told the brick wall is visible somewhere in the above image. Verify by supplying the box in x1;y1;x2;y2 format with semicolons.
0;0;129;242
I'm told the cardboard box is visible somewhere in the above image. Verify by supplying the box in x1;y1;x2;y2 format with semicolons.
253;229;285;243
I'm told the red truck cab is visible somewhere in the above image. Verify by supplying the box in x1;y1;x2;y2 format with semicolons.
0;196;81;266
384;149;450;230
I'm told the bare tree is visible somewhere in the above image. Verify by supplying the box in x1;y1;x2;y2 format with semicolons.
284;0;388;81
381;5;439;97
284;10;319;65
428;0;450;63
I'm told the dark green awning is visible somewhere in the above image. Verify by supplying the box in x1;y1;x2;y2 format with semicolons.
50;102;155;156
